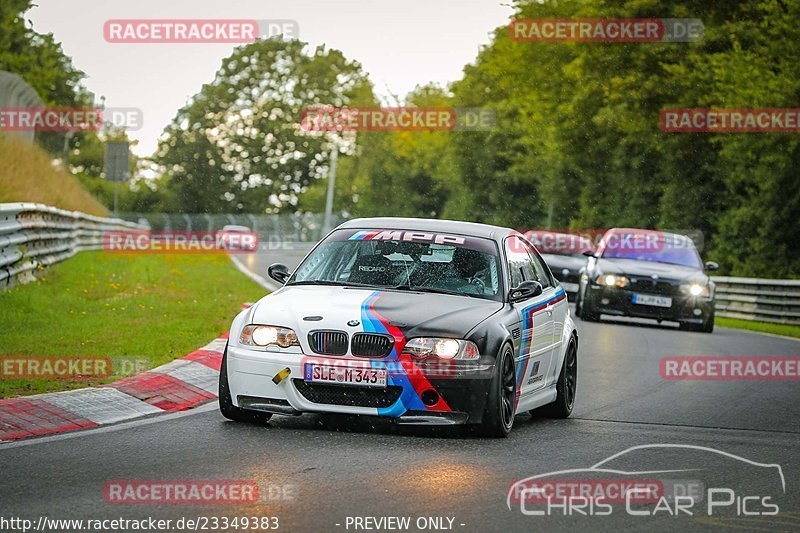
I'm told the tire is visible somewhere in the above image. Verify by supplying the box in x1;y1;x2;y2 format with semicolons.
219;345;273;424
702;312;715;333
579;291;600;322
680;312;715;334
478;343;516;438
537;335;577;418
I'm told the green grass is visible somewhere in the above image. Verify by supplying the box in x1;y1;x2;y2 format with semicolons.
717;317;800;339
0;252;266;397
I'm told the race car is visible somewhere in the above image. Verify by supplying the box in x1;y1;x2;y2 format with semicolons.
219;217;579;437
575;228;718;332
215;224;259;252
524;230;596;301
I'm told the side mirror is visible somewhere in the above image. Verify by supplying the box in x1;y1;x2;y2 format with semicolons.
704;261;719;272
268;263;291;284
582;251;596;258
509;280;543;303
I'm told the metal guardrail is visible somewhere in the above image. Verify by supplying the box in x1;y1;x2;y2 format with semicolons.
118;212;348;243
712;276;800;326
0;202;148;289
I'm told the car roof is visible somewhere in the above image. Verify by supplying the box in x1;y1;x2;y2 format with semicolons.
606;227;679;237
336;217;514;241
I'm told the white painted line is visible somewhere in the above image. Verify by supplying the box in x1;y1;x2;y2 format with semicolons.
230;255;280;292
0;403;219;449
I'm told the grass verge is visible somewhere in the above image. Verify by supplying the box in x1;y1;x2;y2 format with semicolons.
0;133;108;216
0;252;266;397
717;316;800;340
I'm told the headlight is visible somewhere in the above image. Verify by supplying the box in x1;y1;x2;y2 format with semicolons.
596;274;630;288
240;325;299;348
402;338;480;360
683;283;710;297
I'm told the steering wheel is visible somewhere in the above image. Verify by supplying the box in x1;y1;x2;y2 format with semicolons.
469;277;486;294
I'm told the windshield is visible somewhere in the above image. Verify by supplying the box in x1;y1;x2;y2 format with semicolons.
600;232;703;269
526;231;595;257
290;229;503;300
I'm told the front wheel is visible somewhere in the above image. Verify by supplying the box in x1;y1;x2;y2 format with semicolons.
219;346;273;424
537;335;577;418
579;290;600;322
680;312;715;334
478;344;516;438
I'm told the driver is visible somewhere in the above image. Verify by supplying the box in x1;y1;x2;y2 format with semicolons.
454;248;490;292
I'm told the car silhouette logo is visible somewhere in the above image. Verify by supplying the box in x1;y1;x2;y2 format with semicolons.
651;274;659;280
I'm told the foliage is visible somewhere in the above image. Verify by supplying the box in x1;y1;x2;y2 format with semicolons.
154;39;375;214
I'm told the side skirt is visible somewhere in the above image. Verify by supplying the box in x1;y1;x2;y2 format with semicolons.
515;386;558;414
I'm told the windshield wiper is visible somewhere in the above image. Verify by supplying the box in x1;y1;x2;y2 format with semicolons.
389;284;475;298
286;280;372;288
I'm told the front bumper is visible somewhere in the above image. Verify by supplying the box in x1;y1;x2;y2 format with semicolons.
226;345;494;424
585;285;714;323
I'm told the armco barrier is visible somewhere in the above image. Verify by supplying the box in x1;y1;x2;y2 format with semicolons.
0;202;148;289
712;276;800;326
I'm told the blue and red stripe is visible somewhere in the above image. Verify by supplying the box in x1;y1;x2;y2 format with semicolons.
360;291;451;416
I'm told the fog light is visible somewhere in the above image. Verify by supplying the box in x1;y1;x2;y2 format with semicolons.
601;298;610;305
421;389;440;406
693;308;702;316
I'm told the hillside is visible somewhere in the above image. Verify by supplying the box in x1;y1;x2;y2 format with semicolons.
0;134;108;216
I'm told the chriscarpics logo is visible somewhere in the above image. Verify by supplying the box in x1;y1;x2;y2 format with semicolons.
508;445;785;518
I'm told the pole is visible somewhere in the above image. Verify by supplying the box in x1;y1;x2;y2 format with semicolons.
323;148;337;234
62;132;72;170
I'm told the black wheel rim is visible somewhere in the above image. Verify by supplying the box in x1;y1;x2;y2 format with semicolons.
565;342;577;409
501;351;515;429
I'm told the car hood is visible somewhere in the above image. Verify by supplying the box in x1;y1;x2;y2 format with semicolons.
248;285;503;348
542;254;586;273
596;258;707;283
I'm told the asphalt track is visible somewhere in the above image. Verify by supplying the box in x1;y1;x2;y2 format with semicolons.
1;245;799;532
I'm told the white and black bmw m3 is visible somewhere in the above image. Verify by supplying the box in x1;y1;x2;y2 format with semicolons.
219;218;579;437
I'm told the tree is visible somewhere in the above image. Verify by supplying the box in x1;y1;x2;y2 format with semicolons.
154;39;374;214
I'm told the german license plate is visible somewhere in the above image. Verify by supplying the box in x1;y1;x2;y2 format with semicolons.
304;364;387;388
632;293;672;308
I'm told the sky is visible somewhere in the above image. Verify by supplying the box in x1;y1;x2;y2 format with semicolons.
27;0;515;157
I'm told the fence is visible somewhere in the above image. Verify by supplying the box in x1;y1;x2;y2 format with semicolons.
712;277;800;326
0;203;148;289
118;212;348;244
